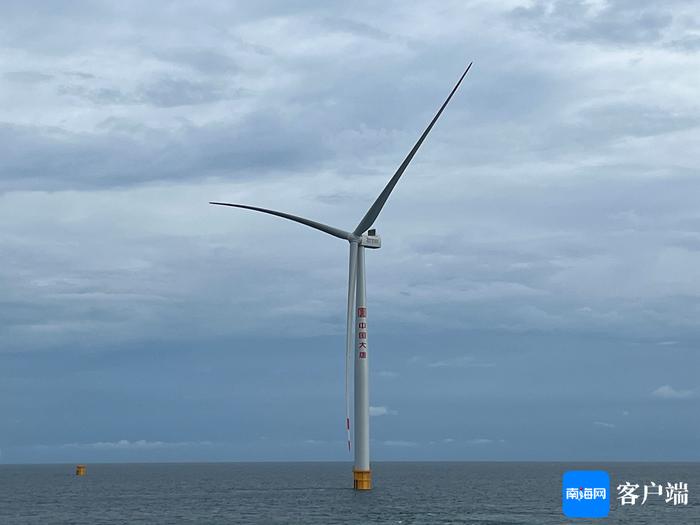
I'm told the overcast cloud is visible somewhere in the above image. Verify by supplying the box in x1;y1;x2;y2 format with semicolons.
1;0;699;463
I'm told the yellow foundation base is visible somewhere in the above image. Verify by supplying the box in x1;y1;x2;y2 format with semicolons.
353;469;372;490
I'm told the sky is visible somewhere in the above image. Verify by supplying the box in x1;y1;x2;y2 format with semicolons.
1;0;699;464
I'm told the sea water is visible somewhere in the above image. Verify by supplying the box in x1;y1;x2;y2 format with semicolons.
1;462;698;524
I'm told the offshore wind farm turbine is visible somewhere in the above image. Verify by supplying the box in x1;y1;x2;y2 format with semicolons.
211;63;472;490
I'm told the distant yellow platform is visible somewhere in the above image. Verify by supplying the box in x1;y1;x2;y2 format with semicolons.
75;465;87;476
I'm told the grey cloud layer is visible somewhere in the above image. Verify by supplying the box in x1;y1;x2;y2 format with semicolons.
510;0;685;45
2;1;698;343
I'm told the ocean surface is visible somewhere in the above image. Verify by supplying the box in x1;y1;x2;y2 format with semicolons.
1;462;698;524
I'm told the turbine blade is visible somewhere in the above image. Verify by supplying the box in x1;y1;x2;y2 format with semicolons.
210;202;353;240
353;62;473;236
345;241;359;454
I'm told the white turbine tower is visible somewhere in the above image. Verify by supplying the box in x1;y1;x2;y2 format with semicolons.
211;63;472;490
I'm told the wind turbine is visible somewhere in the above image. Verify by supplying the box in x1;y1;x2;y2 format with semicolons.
211;63;472;490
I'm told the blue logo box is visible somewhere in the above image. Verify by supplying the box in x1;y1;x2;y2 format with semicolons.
562;470;610;518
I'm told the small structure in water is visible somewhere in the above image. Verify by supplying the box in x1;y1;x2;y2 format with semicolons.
75;464;87;476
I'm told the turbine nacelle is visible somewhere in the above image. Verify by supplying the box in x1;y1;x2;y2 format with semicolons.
360;229;381;249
